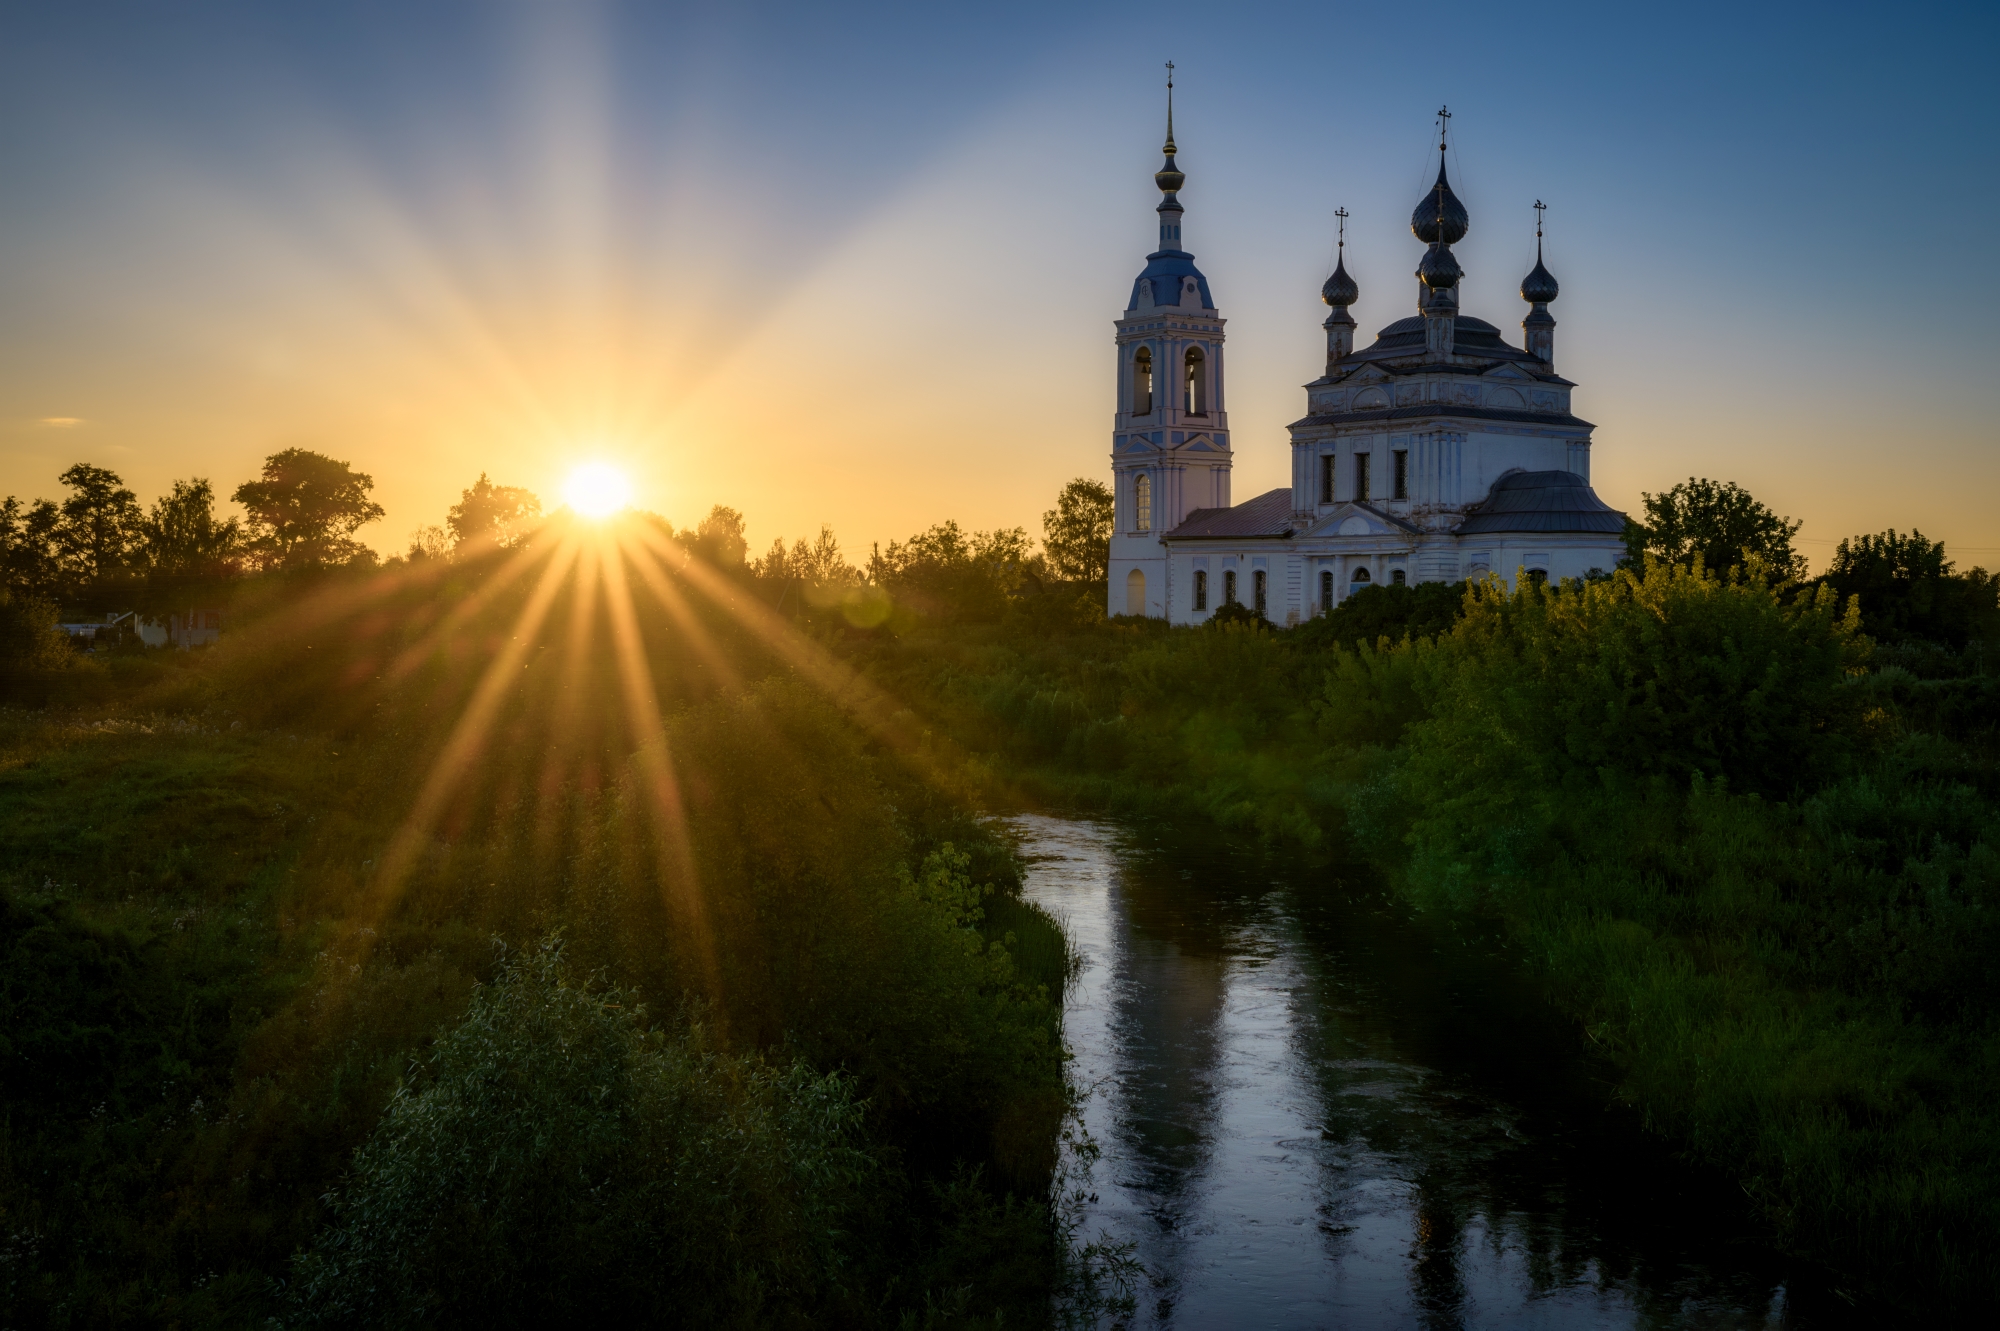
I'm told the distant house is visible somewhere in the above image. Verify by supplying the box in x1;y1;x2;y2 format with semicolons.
58;611;137;647
170;609;223;649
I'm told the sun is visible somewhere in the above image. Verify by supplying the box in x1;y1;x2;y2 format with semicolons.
563;462;632;519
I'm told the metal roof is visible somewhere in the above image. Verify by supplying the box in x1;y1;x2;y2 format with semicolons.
1455;470;1627;535
1162;487;1295;540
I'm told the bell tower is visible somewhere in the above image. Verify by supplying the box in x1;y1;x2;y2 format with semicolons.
1107;63;1231;619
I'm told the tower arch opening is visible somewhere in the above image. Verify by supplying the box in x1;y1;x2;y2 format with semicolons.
1125;568;1146;616
1184;346;1207;415
1133;347;1154;415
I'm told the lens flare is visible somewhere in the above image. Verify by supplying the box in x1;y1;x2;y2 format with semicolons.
563;462;632;518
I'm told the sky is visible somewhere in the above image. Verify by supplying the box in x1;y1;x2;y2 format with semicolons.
1;0;1996;569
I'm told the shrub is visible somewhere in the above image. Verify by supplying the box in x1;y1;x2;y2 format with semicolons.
287;940;877;1329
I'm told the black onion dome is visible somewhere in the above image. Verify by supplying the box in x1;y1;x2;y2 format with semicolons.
1321;253;1359;306
1155;155;1185;194
1521;248;1559;303
1411;159;1469;245
1416;241;1462;290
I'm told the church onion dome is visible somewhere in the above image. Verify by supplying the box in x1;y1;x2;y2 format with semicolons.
1321;254;1359;306
1410;160;1469;245
1521;249;1560;304
1456;470;1625;535
1416;241;1462;290
1155;156;1185;195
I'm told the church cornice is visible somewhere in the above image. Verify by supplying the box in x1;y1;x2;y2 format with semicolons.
1288;403;1596;431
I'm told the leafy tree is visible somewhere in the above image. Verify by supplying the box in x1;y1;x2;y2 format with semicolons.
1621;477;1805;579
1820;529;1999;648
1204;599;1271;630
288;941;876;1328
232;448;385;569
405;525;453;562
676;504;749;568
1291;580;1467;649
139;478;242;580
0;586;70;669
446;473;542;550
55;463;143;585
753;523;858;584
0;495;62;596
1041;478;1113;584
869;521;1033;623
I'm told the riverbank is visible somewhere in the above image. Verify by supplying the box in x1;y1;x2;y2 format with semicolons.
858;564;2000;1316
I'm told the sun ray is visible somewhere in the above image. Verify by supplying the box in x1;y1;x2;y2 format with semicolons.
360;530;584;934
626;524;969;792
596;532;723;1011
620;535;750;697
377;531;558;687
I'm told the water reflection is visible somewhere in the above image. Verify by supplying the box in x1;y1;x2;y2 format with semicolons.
1014;815;1857;1330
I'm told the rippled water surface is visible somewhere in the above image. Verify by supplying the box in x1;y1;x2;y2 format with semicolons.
1013;815;1856;1330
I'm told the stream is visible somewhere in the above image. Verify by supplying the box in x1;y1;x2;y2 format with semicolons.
1013;815;1861;1330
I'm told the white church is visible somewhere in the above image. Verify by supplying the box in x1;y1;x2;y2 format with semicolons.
1106;104;1627;624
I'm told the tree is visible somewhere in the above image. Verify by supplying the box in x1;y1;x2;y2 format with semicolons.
446;473;542;550
55;463;143;585
677;505;749;568
0;495;62;597
1041;478;1114;584
233;448;385;570
1820;529;1999;649
406;525;453;562
1621;477;1805;579
752;525;858;584
0;586;70;671
869;521;1033;622
140;478;242;580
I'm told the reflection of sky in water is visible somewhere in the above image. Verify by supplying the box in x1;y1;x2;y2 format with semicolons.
1013;815;1849;1330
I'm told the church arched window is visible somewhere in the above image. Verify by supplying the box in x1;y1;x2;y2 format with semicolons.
1126;568;1146;616
1184;346;1206;415
1133;473;1152;532
1351;567;1372;585
1133;347;1153;415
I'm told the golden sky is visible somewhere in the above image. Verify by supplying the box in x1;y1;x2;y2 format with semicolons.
2;2;1996;570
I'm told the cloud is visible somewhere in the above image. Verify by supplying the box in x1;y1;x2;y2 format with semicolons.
38;416;84;428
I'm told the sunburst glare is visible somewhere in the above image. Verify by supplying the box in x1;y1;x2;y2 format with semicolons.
563;461;632;518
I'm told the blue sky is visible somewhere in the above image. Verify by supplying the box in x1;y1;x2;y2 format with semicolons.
1;0;1994;565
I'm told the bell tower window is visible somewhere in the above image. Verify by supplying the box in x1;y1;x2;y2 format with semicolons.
1393;450;1409;500
1354;452;1371;502
1133;473;1152;532
1184;346;1206;415
1133;347;1153;416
